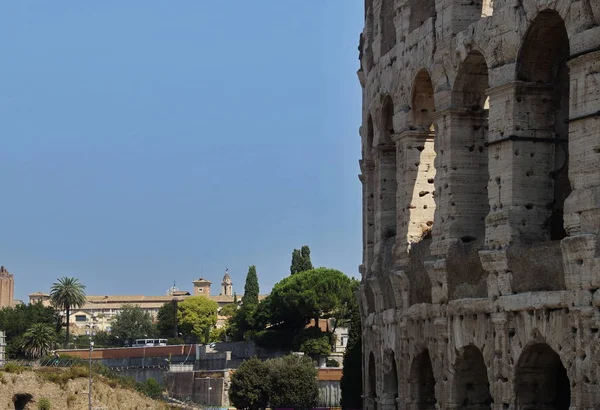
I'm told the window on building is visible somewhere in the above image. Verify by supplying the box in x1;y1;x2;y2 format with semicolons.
75;315;87;322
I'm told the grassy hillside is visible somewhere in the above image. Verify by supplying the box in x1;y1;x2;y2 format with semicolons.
0;364;178;410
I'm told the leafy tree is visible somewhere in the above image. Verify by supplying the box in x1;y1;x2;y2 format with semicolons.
242;265;259;306
20;323;56;358
290;245;313;275
267;268;356;330
177;296;218;343
229;357;270;410
157;300;179;338
0;302;61;358
50;277;87;347
293;327;332;357
219;303;238;318
110;304;154;343
340;293;363;410
209;326;228;342
267;354;319;410
136;378;164;399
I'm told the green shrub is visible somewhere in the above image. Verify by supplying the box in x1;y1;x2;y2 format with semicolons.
136;378;164;399
3;362;25;374
38;397;51;410
167;337;185;345
326;358;340;367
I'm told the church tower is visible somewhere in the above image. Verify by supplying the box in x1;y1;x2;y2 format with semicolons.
221;270;233;296
0;267;14;308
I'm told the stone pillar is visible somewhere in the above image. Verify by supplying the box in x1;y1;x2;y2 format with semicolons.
392;131;436;266
372;144;398;276
361;159;376;277
480;81;559;296
490;312;513;410
561;50;600;290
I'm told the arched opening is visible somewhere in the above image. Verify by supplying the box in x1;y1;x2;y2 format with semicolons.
450;51;489;241
369;351;378;409
515;9;570;243
13;394;33;410
409;0;435;32
515;343;570;410
453;345;492;410
409;350;436;410
365;282;376;313
383;351;399;407
380;0;396;55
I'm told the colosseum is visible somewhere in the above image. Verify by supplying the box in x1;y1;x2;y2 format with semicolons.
356;0;600;409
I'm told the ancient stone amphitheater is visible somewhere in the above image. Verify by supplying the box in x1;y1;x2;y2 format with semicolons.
357;0;600;409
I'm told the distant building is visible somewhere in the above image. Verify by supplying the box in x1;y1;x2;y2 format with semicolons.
0;266;22;308
0;330;5;367
29;270;267;334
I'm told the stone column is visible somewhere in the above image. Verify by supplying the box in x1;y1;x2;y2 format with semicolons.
361;159;376;277
561;50;600;290
392;131;436;266
372;144;398;276
490;312;513;410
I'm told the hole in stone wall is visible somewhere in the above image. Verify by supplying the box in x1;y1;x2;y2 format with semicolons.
515;343;570;410
13;394;33;410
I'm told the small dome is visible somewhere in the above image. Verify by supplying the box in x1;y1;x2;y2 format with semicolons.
223;272;232;283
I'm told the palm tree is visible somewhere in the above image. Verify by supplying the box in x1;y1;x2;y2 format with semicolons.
50;277;87;347
20;323;56;358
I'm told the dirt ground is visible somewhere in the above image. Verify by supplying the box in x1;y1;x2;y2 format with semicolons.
0;369;174;410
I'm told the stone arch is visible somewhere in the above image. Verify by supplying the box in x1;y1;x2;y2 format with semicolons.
368;351;378;403
383;350;399;406
411;70;435;132
13;394;33;410
452;345;492;410
409;0;435;32
452;0;494;34
380;0;396;55
449;50;490;242
515;343;570;410
409;349;436;410
514;9;570;243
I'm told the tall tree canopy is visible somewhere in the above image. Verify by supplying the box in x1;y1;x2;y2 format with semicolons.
340;291;363;409
290;245;313;275
156;300;179;338
110;304;154;342
177;296;218;343
50;277;86;347
20;323;56;358
242;265;260;306
229;357;270;410
0;302;60;358
267;268;356;329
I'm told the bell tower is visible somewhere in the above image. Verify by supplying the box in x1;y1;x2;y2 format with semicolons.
221;270;233;296
0;267;14;308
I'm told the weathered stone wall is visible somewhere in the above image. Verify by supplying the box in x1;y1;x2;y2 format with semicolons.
357;0;600;409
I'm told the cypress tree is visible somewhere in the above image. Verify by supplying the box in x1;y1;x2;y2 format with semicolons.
340;299;363;409
242;265;259;306
290;245;313;275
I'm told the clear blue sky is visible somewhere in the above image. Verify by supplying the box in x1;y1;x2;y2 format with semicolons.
0;2;364;301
